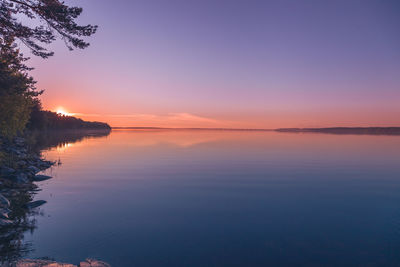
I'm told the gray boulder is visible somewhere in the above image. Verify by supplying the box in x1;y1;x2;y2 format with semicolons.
39;160;54;169
80;259;111;267
14;258;110;267
15;259;75;266
27;165;40;174
32;174;52;182
25;200;47;209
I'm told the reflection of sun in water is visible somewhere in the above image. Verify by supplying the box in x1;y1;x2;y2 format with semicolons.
56;107;72;116
56;142;73;152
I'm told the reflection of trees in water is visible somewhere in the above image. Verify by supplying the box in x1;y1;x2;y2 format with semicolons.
0;129;111;264
28;129;111;153
0;189;37;263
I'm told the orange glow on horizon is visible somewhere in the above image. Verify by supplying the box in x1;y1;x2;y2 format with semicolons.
45;104;400;129
55;107;73;117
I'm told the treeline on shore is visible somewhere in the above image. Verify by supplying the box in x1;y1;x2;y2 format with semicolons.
0;1;109;264
0;40;110;140
28;108;111;131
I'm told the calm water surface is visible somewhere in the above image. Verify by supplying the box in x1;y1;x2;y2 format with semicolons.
24;130;400;266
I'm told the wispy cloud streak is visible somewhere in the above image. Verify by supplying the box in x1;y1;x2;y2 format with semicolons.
71;112;220;126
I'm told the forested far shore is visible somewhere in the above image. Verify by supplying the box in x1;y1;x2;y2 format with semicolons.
276;127;400;135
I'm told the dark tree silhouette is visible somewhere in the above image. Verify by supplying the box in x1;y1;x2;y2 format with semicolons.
0;0;98;138
0;38;39;137
0;0;97;58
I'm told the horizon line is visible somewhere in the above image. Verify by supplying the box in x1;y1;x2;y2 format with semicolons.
111;126;400;131
111;127;274;131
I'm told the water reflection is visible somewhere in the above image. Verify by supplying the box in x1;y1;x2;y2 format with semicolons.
0;129;110;264
3;129;400;266
25;130;400;266
29;129;111;152
0;188;37;263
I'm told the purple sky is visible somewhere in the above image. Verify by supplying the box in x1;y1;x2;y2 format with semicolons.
29;0;400;127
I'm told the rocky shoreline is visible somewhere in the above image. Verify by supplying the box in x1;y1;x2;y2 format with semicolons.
7;258;110;267
0;136;57;265
1;135;111;266
0;137;55;227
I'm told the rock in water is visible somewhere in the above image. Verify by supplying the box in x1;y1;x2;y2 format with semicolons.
79;259;111;267
38;160;54;169
15;259;76;267
14;258;110;267
33;174;52;182
0;193;10;208
25;200;47;209
27;165;40;174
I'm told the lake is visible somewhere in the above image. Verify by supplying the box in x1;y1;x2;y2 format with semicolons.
20;129;400;266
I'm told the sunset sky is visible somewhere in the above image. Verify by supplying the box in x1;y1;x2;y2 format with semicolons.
27;0;400;128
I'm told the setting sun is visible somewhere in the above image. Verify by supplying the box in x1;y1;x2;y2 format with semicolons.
56;107;71;116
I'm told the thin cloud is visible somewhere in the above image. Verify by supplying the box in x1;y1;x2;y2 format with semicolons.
71;112;219;125
167;113;218;123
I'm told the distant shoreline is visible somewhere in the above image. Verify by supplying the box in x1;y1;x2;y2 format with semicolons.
111;127;400;135
276;127;400;135
112;127;274;131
